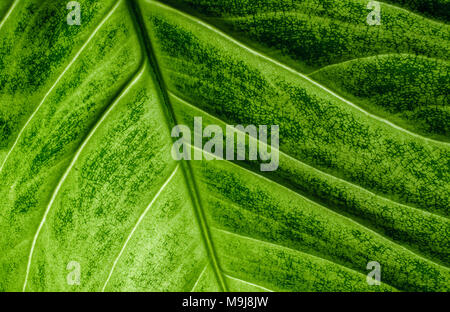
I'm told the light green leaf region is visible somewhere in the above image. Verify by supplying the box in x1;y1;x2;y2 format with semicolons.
0;0;448;292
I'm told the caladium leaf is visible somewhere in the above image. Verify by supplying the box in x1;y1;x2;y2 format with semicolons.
0;0;448;292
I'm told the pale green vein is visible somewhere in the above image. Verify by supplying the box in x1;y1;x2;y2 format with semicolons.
22;63;147;292
102;164;179;292
0;0;123;175
149;0;449;146
190;264;208;292
224;274;274;292
0;0;18;31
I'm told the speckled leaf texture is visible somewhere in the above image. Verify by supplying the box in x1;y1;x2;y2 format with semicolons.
0;0;448;292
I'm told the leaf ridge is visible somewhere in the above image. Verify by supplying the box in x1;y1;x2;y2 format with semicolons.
218;3;450;28
212;190;448;276
190;264;207;292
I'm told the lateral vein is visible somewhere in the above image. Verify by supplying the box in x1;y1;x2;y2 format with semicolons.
102;165;179;292
224;274;274;292
190;264;208;292
214;228;369;278
0;0;18;31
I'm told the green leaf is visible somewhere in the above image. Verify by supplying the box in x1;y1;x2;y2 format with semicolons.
0;0;448;292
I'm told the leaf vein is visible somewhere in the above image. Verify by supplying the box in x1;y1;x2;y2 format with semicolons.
102;164;180;292
0;0;18;31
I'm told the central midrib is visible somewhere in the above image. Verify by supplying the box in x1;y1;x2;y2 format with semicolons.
126;0;229;292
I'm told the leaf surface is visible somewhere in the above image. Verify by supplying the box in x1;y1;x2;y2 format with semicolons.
0;0;448;292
